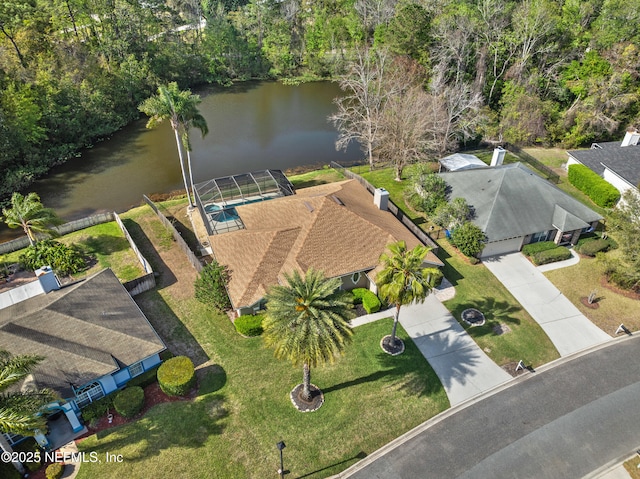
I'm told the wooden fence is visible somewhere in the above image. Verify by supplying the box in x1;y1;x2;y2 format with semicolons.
504;144;560;183
143;195;203;273
330;162;439;252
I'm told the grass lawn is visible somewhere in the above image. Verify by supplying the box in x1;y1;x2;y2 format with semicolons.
75;203;449;479
544;252;640;336
350;165;560;367
438;240;559;367
288;167;346;189
77;314;448;479
1;221;144;282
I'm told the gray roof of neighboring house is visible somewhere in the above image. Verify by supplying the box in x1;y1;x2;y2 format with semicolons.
567;141;640;188
439;163;602;242
439;153;488;171
0;269;165;398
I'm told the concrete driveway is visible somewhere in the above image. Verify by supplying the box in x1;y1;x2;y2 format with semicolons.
352;295;512;407
483;253;610;356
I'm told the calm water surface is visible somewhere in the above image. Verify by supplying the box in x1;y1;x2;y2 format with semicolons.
2;81;360;241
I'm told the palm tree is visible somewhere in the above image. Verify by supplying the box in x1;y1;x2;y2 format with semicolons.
1;192;62;245
0;351;55;474
263;269;354;410
139;83;206;208
377;241;441;355
180;107;209;206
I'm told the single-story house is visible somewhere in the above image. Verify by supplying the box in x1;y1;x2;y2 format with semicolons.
439;163;602;258
567;129;640;195
0;268;165;449
205;179;443;315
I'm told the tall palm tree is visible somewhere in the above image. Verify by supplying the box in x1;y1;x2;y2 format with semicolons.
139;83;206;208
180;107;209;206
263;269;354;409
377;241;441;355
1;192;62;245
0;351;55;474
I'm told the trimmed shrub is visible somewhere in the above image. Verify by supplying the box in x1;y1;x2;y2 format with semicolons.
522;241;557;256
568;164;620;207
531;246;572;265
352;288;381;313
157;356;196;397
234;314;264;336
46;463;64;479
576;238;611;256
113;386;145;418
127;366;160;389
80;394;114;423
451;222;486;257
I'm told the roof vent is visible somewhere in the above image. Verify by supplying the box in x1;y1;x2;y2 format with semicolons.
621;129;640;147
330;195;344;206
303;201;314;212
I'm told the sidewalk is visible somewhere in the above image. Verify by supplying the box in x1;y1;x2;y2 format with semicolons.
351;293;511;406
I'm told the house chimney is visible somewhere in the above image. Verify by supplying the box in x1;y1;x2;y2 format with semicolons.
373;188;389;211
490;147;506;166
35;266;61;293
621;129;640;147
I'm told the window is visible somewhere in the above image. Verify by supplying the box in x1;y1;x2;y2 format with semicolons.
75;382;105;408
129;361;144;378
351;272;361;285
530;231;549;243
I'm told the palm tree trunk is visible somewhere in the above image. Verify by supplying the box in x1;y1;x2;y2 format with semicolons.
390;303;401;346
187;149;196;207
23;223;35;246
0;435;25;474
172;128;194;208
302;362;312;401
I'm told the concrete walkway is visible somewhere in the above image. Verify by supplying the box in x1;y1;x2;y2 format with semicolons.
483;253;610;356
351;295;511;406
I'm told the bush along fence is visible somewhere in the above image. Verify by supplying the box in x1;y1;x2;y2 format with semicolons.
567;164;620;208
330;162;439;253
142;195;203;273
0;212;115;254
113;212;156;296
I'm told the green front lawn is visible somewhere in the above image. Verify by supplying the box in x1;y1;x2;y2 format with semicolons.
77;315;448;479
352;165;560;367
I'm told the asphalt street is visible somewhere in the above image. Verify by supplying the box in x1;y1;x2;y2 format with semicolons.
339;334;640;479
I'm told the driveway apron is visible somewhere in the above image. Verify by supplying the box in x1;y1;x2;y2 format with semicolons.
483;253;610;356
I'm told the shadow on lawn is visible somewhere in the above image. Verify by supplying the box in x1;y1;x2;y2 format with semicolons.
436;246;464;286
295;451;367;479
450;297;522;339
82;394;228;462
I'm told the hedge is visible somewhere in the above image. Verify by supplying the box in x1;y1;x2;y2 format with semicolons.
234;314;264;336
568;164;620;207
113;386;145;418
576;238;611;256
352;288;381;314
46;463;64;479
531;246;572;265
80;394;114;423
522;241;557;256
157;356;196;397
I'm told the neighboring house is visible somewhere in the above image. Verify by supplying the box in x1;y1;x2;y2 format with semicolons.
0;268;165;449
439;163;602;258
567;130;640;195
202;179;443;316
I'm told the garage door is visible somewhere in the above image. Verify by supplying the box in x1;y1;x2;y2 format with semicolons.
480;237;524;258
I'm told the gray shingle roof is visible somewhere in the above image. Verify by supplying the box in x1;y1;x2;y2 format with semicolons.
439;163;602;242
0;269;165;398
568;141;640;187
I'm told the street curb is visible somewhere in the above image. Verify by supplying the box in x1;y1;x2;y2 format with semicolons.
331;333;637;479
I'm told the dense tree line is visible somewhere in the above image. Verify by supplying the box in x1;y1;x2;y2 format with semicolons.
2;0;639;202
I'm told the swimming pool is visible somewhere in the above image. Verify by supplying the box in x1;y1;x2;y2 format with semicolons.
205;204;240;223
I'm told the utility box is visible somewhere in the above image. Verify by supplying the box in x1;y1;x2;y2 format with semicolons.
373;188;389;211
35;266;61;293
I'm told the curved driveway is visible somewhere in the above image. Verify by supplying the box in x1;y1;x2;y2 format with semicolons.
337;335;640;479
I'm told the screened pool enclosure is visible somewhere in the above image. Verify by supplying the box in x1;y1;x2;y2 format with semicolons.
194;170;295;235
